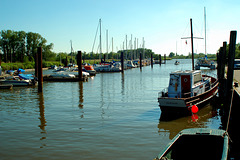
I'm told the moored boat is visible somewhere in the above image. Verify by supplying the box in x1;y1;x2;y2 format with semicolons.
154;128;229;160
158;70;218;115
0;76;36;86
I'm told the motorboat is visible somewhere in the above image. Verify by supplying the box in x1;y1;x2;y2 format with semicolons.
158;70;218;115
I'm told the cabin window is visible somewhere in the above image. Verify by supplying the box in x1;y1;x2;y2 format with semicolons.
194;73;202;84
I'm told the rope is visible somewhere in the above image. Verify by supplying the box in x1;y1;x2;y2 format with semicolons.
226;89;234;132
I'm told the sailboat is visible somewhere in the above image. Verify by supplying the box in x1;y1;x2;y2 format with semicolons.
195;7;216;70
158;18;219;115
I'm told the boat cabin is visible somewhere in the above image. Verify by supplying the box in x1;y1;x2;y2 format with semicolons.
167;70;211;98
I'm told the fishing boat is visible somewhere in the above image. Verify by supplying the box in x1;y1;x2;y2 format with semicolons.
158;70;218;114
154;128;229;160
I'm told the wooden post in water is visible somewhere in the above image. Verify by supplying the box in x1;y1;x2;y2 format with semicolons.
121;51;124;73
37;47;43;92
226;31;237;102
140;52;142;70
164;54;166;64
159;54;162;66
151;53;153;68
77;51;83;81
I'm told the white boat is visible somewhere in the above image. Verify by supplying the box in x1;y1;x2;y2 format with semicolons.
49;73;76;78
158;70;218;115
0;76;36;86
94;63;121;72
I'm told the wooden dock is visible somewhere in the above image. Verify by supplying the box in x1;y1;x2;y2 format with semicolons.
43;75;88;82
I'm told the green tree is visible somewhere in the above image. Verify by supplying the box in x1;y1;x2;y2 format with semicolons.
169;52;175;58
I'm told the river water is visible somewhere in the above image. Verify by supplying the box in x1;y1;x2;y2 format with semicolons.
0;59;221;160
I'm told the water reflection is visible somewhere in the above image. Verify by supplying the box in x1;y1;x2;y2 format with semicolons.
78;81;84;109
78;82;84;118
158;103;219;139
38;92;47;147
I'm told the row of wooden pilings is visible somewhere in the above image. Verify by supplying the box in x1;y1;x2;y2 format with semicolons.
217;30;240;159
36;48;84;93
36;48;166;92
217;30;236;110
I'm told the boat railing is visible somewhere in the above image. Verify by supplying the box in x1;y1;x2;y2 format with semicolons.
158;88;168;98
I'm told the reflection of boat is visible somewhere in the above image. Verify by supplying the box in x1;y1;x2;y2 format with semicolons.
158;70;218;115
155;128;229;160
174;60;180;65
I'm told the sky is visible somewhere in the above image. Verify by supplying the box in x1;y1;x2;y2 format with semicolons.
1;0;240;55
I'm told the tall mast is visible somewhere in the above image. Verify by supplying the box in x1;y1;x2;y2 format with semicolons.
99;19;102;57
106;29;108;59
204;7;207;55
190;18;194;70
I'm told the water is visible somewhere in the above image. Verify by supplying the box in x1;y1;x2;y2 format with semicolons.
0;59;221;159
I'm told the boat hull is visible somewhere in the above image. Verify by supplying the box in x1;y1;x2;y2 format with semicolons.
158;81;218;114
155;128;229;160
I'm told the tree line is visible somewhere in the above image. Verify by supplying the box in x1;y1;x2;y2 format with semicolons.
1;29;239;66
0;30;56;63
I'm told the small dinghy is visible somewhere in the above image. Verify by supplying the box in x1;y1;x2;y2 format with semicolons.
155;128;229;160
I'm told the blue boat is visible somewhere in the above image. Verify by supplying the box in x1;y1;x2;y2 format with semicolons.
19;74;34;80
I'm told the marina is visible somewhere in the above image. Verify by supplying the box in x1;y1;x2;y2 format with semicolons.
0;59;224;159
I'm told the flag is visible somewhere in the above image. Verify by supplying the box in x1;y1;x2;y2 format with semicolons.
185;40;187;45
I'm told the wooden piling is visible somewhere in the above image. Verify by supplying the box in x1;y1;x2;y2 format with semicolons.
77;51;83;81
159;54;162;66
226;31;237;107
37;47;43;92
140;52;142;70
121;51;124;73
164;54;166;64
151;53;153;68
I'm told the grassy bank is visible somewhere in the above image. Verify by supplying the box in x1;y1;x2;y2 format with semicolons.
1;61;63;71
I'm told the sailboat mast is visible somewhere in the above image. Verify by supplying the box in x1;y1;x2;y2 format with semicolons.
204;7;207;55
190;18;194;70
99;19;102;57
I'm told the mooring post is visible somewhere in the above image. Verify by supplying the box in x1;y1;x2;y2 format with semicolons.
151;53;153;68
37;47;43;92
159;54;162;66
77;51;83;81
164;54;166;64
121;51;124;73
226;31;237;107
140;52;142;70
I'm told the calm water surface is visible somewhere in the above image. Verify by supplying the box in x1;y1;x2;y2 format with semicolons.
0;59;221;159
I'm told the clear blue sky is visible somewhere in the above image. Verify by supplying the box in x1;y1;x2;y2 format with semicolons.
1;0;239;55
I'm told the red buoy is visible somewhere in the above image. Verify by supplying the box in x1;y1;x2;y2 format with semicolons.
191;105;198;113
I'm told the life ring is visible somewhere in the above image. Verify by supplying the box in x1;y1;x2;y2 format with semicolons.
184;78;188;82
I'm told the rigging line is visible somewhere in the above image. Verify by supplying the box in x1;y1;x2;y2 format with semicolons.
92;21;100;53
226;89;234;133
